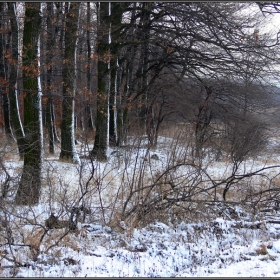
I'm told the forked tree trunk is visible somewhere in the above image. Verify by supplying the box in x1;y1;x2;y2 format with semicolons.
14;3;43;205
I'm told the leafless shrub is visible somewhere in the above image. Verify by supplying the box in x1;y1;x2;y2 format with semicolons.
223;118;268;163
100;127;280;228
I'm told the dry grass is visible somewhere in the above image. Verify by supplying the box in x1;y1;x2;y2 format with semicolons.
256;244;268;255
0;121;280;273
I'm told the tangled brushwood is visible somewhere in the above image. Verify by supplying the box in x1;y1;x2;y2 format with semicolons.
0;120;280;276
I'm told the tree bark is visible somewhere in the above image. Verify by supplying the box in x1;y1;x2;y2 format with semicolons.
194;85;214;158
7;2;25;157
108;3;123;146
137;3;152;135
91;2;110;161
45;3;56;154
59;2;80;164
85;2;94;130
0;3;13;138
14;3;43;205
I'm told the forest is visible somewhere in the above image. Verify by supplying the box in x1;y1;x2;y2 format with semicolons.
1;2;280;276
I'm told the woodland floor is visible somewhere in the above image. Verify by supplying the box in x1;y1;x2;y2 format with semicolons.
0;129;280;277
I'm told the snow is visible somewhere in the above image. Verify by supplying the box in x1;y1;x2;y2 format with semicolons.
1;135;280;277
10;218;280;277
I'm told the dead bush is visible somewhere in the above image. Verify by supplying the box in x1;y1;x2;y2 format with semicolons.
222;118;267;162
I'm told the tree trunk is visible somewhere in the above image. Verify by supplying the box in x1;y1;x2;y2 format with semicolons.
7;2;25;157
108;3;123;146
14;3;43;205
109;64;117;146
137;3;151;135
45;3;55;154
115;3;137;146
86;2;94;130
91;2;110;161
59;2;80;164
194;85;214;158
0;3;13;138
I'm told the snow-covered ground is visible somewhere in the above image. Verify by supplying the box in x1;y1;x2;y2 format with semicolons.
1;135;280;277
12;219;280;277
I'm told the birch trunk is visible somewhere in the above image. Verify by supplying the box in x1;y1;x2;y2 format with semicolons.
7;2;25;158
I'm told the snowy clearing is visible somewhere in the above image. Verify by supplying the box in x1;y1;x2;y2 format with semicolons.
0;134;280;277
